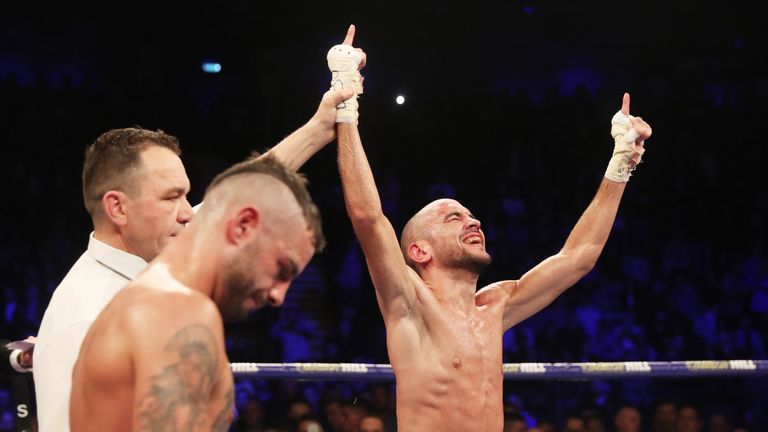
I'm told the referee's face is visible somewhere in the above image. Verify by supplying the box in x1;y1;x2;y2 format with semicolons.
123;146;193;262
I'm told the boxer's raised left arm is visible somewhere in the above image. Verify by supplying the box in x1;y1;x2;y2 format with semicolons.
497;93;652;330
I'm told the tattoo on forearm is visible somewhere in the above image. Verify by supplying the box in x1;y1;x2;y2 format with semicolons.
212;385;235;432
136;324;220;431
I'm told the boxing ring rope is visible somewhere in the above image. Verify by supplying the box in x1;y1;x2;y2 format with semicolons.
231;360;768;380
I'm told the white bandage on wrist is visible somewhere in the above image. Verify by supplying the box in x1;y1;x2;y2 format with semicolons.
327;44;364;123
605;110;645;182
9;348;31;373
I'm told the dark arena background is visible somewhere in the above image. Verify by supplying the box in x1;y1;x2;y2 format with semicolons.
2;1;767;431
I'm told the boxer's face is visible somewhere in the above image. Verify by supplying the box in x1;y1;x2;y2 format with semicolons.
424;199;491;273
122;146;193;262
217;217;315;321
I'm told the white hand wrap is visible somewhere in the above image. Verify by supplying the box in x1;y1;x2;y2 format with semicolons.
605;110;645;182
327;44;364;123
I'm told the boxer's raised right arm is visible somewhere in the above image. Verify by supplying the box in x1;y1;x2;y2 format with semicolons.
337;123;418;319
332;25;417;319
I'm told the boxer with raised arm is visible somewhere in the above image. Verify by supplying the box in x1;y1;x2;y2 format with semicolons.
332;25;652;431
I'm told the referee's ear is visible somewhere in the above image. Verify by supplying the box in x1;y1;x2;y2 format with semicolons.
101;190;130;228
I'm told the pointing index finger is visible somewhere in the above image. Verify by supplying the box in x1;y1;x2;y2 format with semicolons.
621;92;630;116
342;24;356;46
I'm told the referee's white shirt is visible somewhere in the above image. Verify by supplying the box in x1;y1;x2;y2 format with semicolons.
33;233;147;432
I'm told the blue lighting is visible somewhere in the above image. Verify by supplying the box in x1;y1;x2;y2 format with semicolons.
202;62;222;73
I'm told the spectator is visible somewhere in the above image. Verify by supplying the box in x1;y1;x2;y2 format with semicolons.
653;401;678;432
677;404;703;432
563;413;586;432
359;414;387;432
232;397;266;432
706;413;730;432
297;414;325;432
322;398;345;432
341;398;370;432
504;412;529;432
614;405;641;432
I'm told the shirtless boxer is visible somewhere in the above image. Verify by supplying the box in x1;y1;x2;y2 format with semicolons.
69;155;323;431
332;25;652;431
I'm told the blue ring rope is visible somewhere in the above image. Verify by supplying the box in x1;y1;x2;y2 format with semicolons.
231;360;768;380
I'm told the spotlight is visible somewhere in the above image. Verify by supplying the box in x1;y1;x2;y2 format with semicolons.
202;62;222;74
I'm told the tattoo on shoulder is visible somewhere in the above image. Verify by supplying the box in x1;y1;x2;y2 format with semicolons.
136;324;223;431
